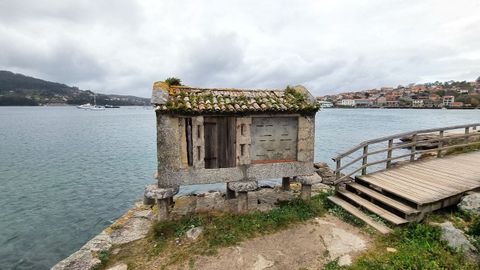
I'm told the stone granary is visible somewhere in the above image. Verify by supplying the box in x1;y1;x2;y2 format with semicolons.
146;81;321;220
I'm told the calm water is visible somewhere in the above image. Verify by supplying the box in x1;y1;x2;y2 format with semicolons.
0;107;479;269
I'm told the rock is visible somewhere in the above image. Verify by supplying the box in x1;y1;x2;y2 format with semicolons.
312;183;333;193
322;227;367;258
144;185;179;200
110;215;151;245
186;226;203;241
314;162;328;169
228;180;258;192
82;231;112;252
337;254;352;266
51;250;101;270
386;247;397;253
133;210;154;220
458;193;480;215
106;263;128;270
297;173;322;185
195;191;225;213
172;196;197;216
435;222;478;261
252;254;274;270
254;188;295;205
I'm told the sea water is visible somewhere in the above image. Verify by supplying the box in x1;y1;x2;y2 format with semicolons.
0;107;478;269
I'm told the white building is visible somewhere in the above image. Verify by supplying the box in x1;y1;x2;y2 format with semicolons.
318;100;334;108
443;96;455;107
340;99;355;107
412;99;424;107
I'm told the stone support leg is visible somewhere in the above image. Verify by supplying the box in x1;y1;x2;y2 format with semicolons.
237;191;248;213
300;184;312;200
227;179;258;213
282;177;291;191
157;198;170;221
144;184;179;221
226;183;236;199
144;196;155;206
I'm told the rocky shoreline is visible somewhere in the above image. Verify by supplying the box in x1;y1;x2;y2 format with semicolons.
52;163;336;270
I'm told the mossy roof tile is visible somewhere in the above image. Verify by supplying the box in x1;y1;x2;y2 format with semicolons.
153;85;319;115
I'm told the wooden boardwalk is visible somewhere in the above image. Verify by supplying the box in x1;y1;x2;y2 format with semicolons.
327;123;480;233
357;151;480;206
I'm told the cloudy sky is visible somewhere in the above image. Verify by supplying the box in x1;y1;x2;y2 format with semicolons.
1;0;480;97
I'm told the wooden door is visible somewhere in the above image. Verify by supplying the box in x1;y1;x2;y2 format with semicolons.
204;117;236;169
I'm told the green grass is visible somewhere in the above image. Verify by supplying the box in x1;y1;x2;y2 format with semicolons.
146;195;327;267
466;215;480;250
347;222;479;270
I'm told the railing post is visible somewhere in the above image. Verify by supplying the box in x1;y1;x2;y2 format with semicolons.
464;127;470;151
362;145;368;175
386;139;393;169
335;158;341;181
410;134;417;162
437;130;444;158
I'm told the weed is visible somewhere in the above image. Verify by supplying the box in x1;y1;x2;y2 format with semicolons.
165;77;182;86
323;259;345;270
92;250;110;270
349;223;479;269
327;205;365;227
147;195;327;267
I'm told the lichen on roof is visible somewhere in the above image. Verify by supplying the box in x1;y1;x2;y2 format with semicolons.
152;83;320;115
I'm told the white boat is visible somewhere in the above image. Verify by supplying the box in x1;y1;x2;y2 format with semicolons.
77;103;92;109
77;95;105;111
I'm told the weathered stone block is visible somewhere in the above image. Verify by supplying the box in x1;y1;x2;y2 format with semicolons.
195;191;225;213
144;185;179;200
297;173;322;185
227;180;258;192
458;193;480;215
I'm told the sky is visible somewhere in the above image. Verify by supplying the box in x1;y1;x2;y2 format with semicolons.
1;0;480;97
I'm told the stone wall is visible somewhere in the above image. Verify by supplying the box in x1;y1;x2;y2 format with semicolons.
156;113;317;188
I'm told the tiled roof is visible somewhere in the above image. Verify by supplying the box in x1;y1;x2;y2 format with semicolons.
152;83;320;115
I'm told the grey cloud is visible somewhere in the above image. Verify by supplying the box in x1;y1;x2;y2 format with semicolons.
0;34;107;85
1;0;479;97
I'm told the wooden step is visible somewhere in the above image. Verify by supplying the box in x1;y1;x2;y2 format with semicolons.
328;196;392;234
338;190;409;225
347;182;419;215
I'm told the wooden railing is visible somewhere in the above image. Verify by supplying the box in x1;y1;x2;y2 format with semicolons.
332;123;480;185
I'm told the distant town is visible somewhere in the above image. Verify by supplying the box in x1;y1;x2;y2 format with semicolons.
317;77;480;109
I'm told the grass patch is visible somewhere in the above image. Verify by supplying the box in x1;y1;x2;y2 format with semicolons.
323;259;344;270
92;250;110;270
347;222;479;269
102;195;328;269
152;196;325;252
466;215;480;250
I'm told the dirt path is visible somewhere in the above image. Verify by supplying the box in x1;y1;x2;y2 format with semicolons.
177;215;372;270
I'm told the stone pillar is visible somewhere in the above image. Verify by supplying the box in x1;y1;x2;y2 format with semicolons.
297;174;322;200
227;179;258;213
157;198;170;221
300;184;312;200
144;184;179;221
282;177;291;191
237;191;248;213
226;183;236;199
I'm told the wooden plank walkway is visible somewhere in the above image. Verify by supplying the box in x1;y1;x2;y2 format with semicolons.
358;151;480;206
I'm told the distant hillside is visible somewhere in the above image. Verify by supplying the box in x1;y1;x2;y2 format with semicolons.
0;70;150;106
